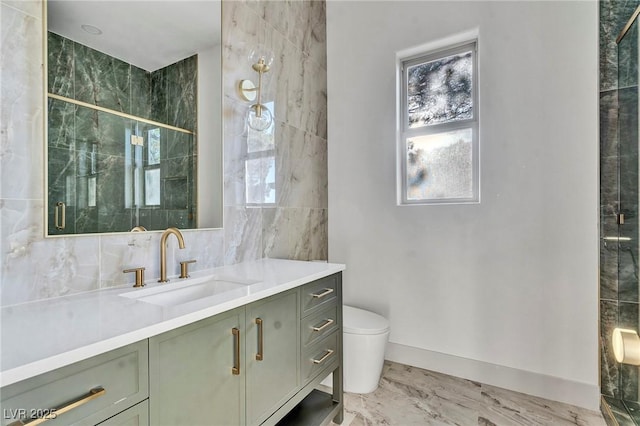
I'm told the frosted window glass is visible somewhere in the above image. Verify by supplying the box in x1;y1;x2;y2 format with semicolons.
400;41;478;204
407;51;473;128
145;168;161;206
245;156;276;205
148;128;161;165
263;157;276;204
245;158;262;204
245;100;276;205
406;128;473;200
88;176;96;207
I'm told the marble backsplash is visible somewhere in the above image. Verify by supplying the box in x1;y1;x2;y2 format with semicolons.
0;0;328;306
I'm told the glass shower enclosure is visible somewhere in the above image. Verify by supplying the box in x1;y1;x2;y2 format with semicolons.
602;5;640;424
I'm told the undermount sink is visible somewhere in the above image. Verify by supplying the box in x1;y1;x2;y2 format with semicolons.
120;274;260;307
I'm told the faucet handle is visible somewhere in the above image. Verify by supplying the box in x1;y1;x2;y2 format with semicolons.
179;260;197;279
123;267;146;288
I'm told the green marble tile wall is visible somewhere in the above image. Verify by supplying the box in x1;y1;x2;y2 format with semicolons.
47;32;197;234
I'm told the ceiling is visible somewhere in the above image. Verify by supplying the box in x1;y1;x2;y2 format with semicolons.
48;0;222;72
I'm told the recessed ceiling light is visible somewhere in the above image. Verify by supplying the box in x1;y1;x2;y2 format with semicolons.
81;24;102;35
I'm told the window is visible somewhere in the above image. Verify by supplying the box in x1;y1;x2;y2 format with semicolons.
245;101;276;205
144;128;161;206
399;40;479;204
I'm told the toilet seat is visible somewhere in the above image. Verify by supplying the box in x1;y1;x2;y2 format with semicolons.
343;305;390;335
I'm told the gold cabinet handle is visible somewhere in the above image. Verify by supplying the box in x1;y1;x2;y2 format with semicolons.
232;327;241;375
312;318;335;332
311;288;334;299
8;387;106;426
54;201;66;230
255;318;264;361
312;349;335;365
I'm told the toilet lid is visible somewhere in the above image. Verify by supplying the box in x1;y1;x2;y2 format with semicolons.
343;305;390;335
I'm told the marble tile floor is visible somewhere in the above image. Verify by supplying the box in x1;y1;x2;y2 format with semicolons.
330;361;606;426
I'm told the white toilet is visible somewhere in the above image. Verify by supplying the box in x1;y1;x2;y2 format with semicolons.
342;305;390;394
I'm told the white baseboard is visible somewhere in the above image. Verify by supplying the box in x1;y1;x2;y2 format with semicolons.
385;342;600;411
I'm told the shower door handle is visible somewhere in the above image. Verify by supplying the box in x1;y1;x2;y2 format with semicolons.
54;202;66;230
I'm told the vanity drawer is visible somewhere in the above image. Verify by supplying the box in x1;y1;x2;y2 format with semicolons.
301;274;338;317
301;304;339;348
96;400;149;425
301;332;339;384
1;340;148;426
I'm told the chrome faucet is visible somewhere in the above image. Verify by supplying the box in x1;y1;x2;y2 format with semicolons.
159;227;186;283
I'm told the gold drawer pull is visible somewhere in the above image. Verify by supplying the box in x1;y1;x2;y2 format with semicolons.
255;318;264;361
8;387;106;426
232;327;241;375
312;318;335;332
311;288;334;299
312;349;335;365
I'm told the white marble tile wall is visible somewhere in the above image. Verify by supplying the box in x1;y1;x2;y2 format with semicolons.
0;0;328;306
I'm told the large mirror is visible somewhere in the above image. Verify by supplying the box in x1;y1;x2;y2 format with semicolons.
45;0;222;236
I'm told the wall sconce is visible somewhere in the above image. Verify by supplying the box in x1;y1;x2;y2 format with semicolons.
613;327;640;365
238;49;274;132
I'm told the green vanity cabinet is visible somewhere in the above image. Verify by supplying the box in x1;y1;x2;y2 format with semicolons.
0;341;148;426
272;272;343;426
257;273;344;426
148;290;300;426
148;307;246;426
0;272;343;426
245;291;300;425
147;275;344;426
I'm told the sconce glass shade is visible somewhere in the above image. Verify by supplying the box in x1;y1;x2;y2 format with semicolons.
247;104;273;132
248;46;274;70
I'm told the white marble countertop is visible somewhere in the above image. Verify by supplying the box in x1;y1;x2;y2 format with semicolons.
0;258;345;388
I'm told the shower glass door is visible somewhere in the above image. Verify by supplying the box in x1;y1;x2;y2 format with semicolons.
616;4;640;408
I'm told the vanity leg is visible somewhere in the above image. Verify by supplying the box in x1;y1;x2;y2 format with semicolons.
332;365;344;424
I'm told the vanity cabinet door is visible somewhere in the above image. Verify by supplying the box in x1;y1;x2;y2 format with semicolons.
149;308;246;426
245;290;300;426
